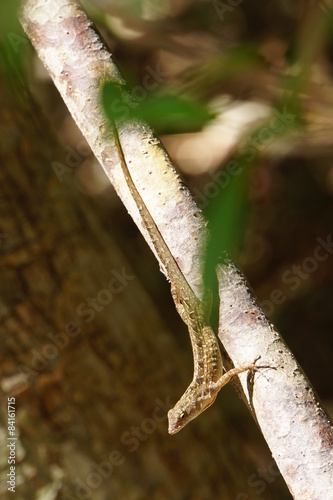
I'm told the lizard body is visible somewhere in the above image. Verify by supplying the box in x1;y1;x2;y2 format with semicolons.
111;120;259;434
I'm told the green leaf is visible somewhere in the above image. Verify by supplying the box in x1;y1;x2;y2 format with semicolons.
137;93;214;134
102;81;214;133
203;162;249;295
203;103;301;298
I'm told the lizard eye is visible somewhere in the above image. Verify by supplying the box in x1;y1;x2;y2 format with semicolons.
179;411;187;420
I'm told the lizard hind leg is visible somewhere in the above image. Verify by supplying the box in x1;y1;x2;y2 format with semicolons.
211;355;262;391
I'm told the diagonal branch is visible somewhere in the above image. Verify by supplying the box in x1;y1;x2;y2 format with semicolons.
21;0;207;300
217;261;333;499
20;0;333;498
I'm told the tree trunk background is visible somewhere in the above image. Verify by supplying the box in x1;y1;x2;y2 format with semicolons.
0;61;290;498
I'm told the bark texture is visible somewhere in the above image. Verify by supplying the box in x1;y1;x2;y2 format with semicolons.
217;262;333;500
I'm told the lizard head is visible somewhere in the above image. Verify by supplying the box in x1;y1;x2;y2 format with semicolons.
168;385;217;434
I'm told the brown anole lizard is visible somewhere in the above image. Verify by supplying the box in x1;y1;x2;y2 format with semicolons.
111;119;260;434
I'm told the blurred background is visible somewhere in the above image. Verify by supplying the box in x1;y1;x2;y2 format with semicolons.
0;0;332;498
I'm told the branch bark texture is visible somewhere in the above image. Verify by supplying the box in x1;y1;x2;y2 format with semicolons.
21;0;207;299
217;262;333;499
